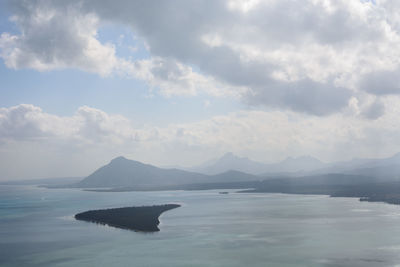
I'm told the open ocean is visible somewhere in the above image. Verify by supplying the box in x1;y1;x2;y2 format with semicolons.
1;185;400;266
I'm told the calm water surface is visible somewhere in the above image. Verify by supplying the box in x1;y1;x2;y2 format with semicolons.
1;185;400;266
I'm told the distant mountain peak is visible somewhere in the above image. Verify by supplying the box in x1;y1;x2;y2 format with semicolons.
189;152;267;175
217;153;255;165
282;155;322;163
388;151;400;160
76;156;258;188
220;152;241;160
111;156;128;163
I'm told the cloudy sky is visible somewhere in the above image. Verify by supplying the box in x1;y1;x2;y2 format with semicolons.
1;0;400;180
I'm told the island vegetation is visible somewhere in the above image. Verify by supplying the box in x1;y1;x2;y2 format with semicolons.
75;204;180;232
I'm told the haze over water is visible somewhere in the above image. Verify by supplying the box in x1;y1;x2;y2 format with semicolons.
2;185;400;267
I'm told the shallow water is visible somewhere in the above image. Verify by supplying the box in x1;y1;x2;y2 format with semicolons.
1;185;400;266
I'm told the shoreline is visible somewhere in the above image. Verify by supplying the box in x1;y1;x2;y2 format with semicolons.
239;189;400;207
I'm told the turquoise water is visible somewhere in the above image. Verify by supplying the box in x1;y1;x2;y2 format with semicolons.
1;185;400;266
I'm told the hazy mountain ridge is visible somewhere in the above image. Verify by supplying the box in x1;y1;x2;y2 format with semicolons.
6;152;400;188
75;152;400;190
310;152;400;179
32;153;400;206
188;152;269;175
77;156;258;188
190;152;400;181
189;152;326;175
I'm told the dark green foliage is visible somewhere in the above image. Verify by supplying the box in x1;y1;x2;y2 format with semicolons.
75;204;180;232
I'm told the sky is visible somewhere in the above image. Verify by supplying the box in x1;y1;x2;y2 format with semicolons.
1;0;400;180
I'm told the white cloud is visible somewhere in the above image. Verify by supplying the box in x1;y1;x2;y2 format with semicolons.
4;1;400;116
0;1;238;98
0;2;118;75
2;102;400;179
0;104;136;145
5;1;400;179
74;0;400;116
128;57;243;97
0;104;68;140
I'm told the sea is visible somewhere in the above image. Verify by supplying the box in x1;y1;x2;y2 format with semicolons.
1;185;400;267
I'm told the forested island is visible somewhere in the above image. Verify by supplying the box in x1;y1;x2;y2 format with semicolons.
75;204;180;232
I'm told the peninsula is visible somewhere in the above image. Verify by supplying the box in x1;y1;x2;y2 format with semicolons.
75;204;180;232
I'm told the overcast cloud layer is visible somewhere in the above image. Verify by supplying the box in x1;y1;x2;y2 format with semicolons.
2;0;400;179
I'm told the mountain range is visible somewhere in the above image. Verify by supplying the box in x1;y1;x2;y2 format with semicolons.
187;152;325;175
75;152;400;189
76;156;258;188
189;152;400;180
